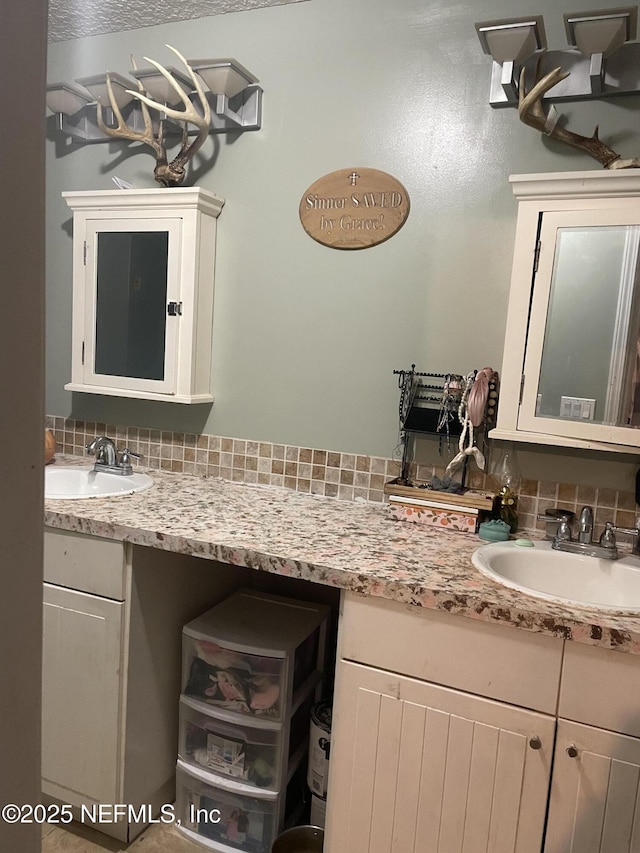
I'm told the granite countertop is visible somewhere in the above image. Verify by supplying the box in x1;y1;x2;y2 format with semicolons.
44;456;640;655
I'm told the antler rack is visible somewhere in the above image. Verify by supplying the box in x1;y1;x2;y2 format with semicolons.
96;47;211;187
46;47;263;187
518;63;640;170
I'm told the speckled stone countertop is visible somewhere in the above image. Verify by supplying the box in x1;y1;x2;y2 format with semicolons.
44;457;640;655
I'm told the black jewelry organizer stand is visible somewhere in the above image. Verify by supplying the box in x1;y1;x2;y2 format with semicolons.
393;365;484;490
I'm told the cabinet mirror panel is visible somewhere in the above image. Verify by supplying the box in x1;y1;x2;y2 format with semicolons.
95;231;169;381
536;224;640;429
513;202;640;449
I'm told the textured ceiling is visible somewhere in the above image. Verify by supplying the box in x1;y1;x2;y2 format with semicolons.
48;0;305;42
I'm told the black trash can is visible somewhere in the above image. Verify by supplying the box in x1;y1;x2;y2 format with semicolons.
271;825;324;852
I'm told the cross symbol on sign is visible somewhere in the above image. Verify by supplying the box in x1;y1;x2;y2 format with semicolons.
348;172;360;186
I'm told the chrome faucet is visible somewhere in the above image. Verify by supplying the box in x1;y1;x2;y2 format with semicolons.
86;436;142;475
552;505;619;560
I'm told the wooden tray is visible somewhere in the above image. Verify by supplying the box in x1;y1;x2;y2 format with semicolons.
383;479;495;511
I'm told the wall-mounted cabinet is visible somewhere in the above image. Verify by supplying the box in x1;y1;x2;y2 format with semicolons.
493;170;640;453
63;188;224;404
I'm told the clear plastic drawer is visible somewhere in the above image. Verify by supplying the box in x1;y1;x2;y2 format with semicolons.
175;759;279;853
179;697;282;790
182;590;329;723
178;691;317;792
182;634;284;720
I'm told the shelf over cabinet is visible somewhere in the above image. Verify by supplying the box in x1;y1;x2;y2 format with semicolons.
492;169;640;453
63;188;225;404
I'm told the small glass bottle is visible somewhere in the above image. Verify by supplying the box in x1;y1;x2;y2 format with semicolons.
492;443;522;533
498;486;518;533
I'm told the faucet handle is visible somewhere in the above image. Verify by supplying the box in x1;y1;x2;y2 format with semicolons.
85;436;101;454
610;522;640;555
599;522;617;551
120;448;142;460
556;515;573;542
119;448;142;471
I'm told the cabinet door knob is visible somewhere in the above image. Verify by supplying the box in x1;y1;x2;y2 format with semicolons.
566;744;579;758
529;736;542;750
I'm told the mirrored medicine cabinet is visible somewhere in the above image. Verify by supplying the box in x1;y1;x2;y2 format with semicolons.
492;169;640;454
63;187;224;404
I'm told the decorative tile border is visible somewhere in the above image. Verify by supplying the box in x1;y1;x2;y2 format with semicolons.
46;417;637;532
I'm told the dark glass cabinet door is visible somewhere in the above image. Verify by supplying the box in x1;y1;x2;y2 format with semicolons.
84;218;181;395
94;231;169;381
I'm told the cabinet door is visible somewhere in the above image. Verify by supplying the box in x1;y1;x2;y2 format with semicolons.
42;583;124;807
518;208;640;448
325;661;555;853
82;218;182;395
544;719;640;853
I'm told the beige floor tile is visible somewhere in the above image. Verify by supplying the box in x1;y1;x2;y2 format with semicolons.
41;822;125;851
41;821;203;852
130;823;204;851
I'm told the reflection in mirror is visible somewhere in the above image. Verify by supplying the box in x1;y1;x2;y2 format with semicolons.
537;225;640;428
94;231;169;380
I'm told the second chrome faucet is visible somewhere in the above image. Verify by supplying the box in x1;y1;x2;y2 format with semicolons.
538;504;640;561
551;505;619;560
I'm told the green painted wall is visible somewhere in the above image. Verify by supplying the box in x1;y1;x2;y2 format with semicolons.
46;0;640;488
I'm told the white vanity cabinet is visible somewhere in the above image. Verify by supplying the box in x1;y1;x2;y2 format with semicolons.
325;592;640;853
544;641;640;852
42;529;126;813
329;661;555;853
493;169;640;453
42;527;244;843
63;188;224;404
43;584;124;807
544;720;640;852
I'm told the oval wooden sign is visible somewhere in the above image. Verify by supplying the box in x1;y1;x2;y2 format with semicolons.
299;167;410;250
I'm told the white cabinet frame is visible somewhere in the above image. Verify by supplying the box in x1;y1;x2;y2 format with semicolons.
63;188;224;404
492;169;640;453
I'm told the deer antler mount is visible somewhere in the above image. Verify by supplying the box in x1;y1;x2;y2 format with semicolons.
518;64;640;170
96;45;212;187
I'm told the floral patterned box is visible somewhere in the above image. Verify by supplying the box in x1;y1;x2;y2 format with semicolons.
387;499;479;533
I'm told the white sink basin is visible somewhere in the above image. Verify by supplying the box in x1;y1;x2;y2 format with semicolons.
45;465;153;500
472;539;640;613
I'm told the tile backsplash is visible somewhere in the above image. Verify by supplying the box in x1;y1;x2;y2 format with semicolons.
47;416;638;536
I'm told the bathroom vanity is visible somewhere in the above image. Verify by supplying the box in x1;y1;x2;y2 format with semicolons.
326;592;640;853
43;460;640;851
